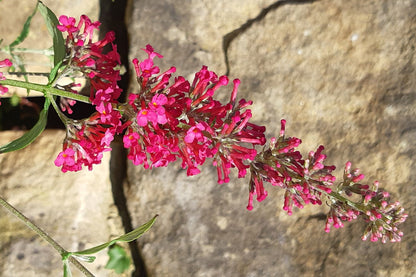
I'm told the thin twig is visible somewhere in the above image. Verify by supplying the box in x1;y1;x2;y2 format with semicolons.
0;196;95;277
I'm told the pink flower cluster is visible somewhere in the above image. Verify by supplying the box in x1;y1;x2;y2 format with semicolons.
54;15;122;172
56;15;121;104
50;16;406;242
0;59;12;106
247;119;407;242
54;112;120;172
325;162;408;243
123;45;265;181
54;19;265;179
248;119;335;212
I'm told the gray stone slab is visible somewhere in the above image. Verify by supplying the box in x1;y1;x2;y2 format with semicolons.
127;0;416;276
0;0;414;276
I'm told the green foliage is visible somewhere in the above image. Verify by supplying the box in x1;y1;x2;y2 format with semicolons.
48;60;63;85
63;260;72;277
0;1;68;151
0;98;50;153
70;215;157;259
37;1;65;67
8;53;30;86
5;2;39;87
105;245;131;274
62;216;157;275
9;2;38;48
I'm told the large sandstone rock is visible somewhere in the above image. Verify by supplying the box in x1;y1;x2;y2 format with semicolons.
127;0;415;276
0;0;415;276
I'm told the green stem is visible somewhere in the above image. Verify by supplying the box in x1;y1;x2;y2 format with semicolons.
6;72;50;77
326;190;367;211
0;196;94;277
0;79;91;104
1;46;54;56
47;93;70;124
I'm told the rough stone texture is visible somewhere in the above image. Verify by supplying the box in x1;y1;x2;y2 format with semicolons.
127;0;416;276
0;131;126;276
0;0;415;276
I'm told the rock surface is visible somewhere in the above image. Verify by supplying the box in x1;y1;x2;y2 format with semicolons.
0;0;415;276
127;0;416;276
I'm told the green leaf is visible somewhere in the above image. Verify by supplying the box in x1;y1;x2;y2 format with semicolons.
71;215;157;256
115;215;158;242
105;245;131;274
48;60;63;85
9;2;38;48
72;254;96;263
37;1;65;66
63;260;72;277
0;98;50;153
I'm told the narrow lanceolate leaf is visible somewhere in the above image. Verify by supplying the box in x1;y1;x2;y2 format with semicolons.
9;2;39;48
115;215;158;242
37;1;65;66
48;60;63;85
71;215;158;256
0;98;50;153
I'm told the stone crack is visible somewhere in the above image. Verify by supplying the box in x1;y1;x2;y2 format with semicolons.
222;0;319;76
99;0;148;276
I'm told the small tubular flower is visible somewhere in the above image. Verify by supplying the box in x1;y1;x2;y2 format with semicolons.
0;59;12;105
51;41;407;242
57;14;121;113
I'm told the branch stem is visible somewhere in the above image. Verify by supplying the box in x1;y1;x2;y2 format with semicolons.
1;46;54;56
0;79;91;104
0;196;94;277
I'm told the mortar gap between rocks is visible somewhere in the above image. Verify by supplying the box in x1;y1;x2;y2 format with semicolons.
99;0;148;276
